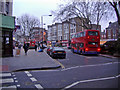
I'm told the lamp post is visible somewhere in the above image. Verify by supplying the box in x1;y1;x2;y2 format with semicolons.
41;14;52;49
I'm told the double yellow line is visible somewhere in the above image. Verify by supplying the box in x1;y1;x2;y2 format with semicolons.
54;59;65;69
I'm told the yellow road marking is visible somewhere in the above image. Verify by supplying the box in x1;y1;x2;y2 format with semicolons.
54;59;65;69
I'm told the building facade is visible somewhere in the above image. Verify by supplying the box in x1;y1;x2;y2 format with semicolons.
47;17;101;47
57;23;62;41
106;22;119;39
48;25;52;41
0;0;13;16
30;27;47;43
0;0;15;57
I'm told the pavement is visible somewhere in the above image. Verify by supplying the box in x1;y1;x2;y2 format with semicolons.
1;48;61;72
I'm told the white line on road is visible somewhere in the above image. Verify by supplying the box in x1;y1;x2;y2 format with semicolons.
35;84;43;89
27;73;32;77
1;85;17;89
0;73;11;77
25;71;30;74
17;85;20;87
62;62;119;71
30;77;37;82
63;76;117;89
14;77;17;80
61;66;79;71
115;74;120;78
0;78;14;84
13;74;16;77
15;80;18;82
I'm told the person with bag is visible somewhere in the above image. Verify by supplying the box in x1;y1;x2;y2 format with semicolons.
23;43;29;55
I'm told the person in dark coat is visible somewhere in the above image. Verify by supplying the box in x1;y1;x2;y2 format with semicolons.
35;44;37;51
23;43;29;55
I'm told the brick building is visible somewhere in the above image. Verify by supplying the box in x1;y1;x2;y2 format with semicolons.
47;17;101;46
105;22;119;39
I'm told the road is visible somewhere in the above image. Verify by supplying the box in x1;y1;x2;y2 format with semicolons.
1;48;120;89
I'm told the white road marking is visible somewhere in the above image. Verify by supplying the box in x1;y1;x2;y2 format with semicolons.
35;84;43;89
62;62;119;71
115;74;120;78
30;77;37;82
14;77;17;80
63;76;117;89
0;78;14;83
25;71;30;74
13;75;16;77
0;73;11;77
27;73;32;77
17;85;20;87
1;85;17;89
61;66;79;71
15;80;18;82
11;72;14;75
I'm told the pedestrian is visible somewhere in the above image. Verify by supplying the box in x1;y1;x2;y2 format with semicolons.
38;42;40;49
18;44;21;49
23;43;29;55
35;44;37;51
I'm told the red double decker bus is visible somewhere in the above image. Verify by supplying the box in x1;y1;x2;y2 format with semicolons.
71;29;100;54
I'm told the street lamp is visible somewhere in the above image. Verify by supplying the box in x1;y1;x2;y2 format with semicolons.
41;14;52;49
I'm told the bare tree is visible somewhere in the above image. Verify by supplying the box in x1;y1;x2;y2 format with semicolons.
17;14;40;40
108;0;120;25
52;0;114;29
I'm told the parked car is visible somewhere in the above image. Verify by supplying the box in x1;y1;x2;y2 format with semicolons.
47;47;53;55
49;47;66;59
100;40;117;55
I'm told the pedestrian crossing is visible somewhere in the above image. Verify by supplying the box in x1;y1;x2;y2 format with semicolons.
0;72;18;89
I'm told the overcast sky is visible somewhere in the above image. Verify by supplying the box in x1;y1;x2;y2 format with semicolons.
13;0;117;31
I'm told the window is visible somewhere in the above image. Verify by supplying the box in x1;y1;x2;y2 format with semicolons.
88;42;98;45
0;2;4;12
6;2;9;14
80;43;84;47
88;31;98;36
77;32;85;37
71;34;75;38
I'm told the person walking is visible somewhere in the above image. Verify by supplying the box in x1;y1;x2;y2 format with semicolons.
38;42;40;49
35;44;37;51
23;43;29;55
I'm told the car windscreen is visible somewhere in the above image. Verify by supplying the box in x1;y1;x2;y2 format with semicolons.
53;47;64;51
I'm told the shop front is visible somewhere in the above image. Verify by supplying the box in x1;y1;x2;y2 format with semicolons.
0;14;15;57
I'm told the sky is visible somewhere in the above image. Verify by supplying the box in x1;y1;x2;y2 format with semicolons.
13;0;117;31
13;0;64;28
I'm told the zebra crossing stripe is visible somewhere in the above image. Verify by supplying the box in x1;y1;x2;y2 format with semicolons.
1;85;17;89
30;77;37;82
35;84;43;89
0;73;11;77
0;78;14;84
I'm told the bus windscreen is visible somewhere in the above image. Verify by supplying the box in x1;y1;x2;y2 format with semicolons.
88;31;98;36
